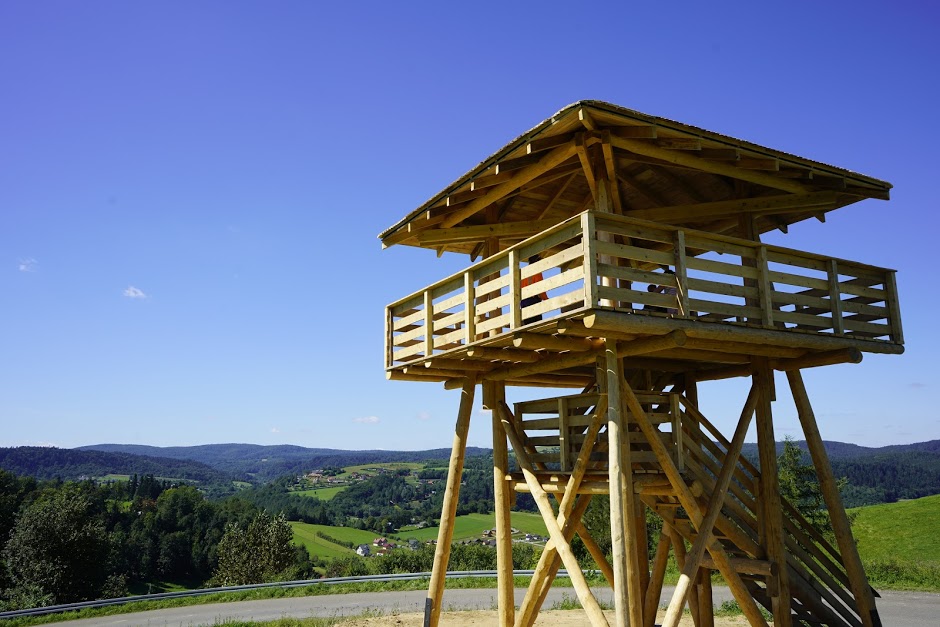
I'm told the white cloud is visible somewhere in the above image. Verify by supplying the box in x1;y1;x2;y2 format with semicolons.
270;427;281;433
353;415;380;424
417;411;431;421
18;258;37;272
123;286;148;299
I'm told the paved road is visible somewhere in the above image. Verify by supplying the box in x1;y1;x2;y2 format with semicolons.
44;587;940;626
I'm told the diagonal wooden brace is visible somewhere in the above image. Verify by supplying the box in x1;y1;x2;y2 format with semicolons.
513;397;609;627
620;379;769;627
662;383;759;627
497;402;610;627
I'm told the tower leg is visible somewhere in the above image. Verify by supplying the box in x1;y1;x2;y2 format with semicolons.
485;380;515;627
787;369;882;627
605;340;645;626
753;358;792;626
425;378;475;627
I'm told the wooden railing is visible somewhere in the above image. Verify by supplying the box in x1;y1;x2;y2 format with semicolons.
386;212;902;368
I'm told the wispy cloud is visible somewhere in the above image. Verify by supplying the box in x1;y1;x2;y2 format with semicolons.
910;382;927;389
353;416;380;424
123;286;148;299
416;411;431;421
18;258;37;272
270;427;281;434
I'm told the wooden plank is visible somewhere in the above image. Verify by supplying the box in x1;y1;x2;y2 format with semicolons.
756;246;774;327
683;234;759;259
839;281;888;301
828;259;846;335
417;220;558;246
597;285;674;309
594;215;676;245
687;297;762;319
626;191;840;223
674;230;690;317
581;212;599;308
595;240;675;266
597;262;669;286
841;318;891;335
686;256;760;280
884;271;903;344
522;266;584;299
687;276;755;300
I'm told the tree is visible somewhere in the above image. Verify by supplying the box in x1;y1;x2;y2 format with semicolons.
777;436;853;538
213;512;296;585
2;485;109;605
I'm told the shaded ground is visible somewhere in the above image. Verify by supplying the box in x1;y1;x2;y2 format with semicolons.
343;609;752;626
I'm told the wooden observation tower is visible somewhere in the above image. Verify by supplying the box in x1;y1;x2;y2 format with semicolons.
379;101;902;627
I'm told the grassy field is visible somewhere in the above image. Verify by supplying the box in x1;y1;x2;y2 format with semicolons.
290;522;384;560
852;494;940;563
396;511;548;542
291;511;549;561
292;486;348;501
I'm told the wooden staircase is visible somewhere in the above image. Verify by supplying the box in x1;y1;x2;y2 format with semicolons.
510;390;881;627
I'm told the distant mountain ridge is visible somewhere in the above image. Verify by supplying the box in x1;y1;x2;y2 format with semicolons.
78;443;492;482
0;446;231;484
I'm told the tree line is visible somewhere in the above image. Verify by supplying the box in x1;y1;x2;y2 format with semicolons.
0;471;309;610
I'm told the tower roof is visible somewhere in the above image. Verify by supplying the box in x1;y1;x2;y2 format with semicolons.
379;100;891;255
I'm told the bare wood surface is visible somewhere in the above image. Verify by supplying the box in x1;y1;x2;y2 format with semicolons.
426;379;475;627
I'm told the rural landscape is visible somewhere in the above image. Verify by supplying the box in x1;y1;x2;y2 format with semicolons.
1;438;939;618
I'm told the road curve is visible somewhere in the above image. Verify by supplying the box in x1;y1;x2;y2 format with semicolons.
43;586;940;626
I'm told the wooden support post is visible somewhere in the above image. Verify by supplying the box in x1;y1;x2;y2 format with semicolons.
756;245;774;327
485;381;514;627
581;211;599;309
753;358;792;626
509;249;522;330
423;290;434;358
674;230;690;318
497;403;610;627
426;378;476;627
644;532;672;627
464;271;476;344
885;270;904;344
698;571;715;627
662;384;759;627
606;340;645;627
787;370;882;627
666;523;701;626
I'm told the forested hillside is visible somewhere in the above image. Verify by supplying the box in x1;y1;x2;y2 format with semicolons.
0;447;232;486
79;443;491;482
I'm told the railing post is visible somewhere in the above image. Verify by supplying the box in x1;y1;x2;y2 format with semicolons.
674;230;690;318
558;396;570;472
424;291;434;359
670;393;684;472
385;306;393;369
464;271;476;345
827;259;845;335
756;245;774;327
509;249;522;330
885;270;904;345
580;212;598;309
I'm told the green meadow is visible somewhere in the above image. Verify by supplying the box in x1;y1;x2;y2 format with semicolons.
852;494;940;563
292;486;348;501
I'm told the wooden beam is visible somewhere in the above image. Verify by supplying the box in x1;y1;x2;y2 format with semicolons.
609;135;813;195
466;346;541;363
513;332;602;352
426;378;475;627
441;142;578;229
625;191;841;223
416;220;558;245
787;370;882;627
537;172;577;220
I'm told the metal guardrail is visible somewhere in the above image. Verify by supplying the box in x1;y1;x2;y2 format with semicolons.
0;569;589;620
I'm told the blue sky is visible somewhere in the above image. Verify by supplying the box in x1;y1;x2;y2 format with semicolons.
1;1;937;451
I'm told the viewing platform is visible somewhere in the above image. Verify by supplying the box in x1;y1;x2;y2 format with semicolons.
386;210;902;387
